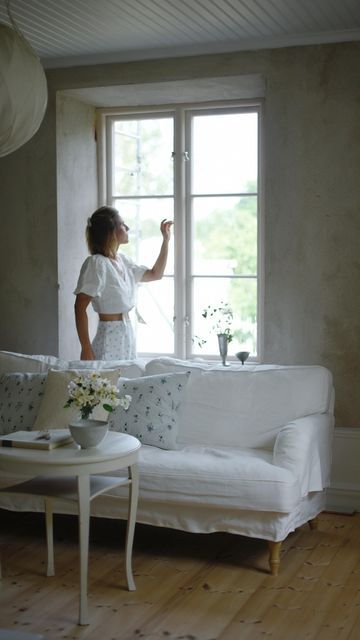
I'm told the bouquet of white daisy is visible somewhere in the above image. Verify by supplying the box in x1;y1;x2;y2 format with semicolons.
64;372;131;420
194;301;234;348
202;302;234;342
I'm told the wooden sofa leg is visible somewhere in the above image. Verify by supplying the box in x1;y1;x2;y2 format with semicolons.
308;517;319;531
268;541;282;576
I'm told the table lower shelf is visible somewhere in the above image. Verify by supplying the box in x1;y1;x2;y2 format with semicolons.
0;474;130;502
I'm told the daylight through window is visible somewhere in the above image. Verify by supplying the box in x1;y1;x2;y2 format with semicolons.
101;102;262;360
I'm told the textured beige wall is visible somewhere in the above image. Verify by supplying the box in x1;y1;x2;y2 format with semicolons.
0;41;359;426
0;92;58;354
262;44;360;428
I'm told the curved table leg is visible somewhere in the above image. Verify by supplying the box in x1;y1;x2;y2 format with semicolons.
125;462;139;591
77;475;90;625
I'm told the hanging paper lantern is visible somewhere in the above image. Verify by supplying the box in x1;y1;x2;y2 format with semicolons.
0;22;48;157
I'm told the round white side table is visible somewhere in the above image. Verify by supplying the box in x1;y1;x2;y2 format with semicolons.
0;431;141;625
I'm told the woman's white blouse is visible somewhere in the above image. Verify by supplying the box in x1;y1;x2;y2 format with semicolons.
74;253;148;314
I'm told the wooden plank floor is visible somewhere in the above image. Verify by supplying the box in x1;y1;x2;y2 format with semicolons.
0;509;359;639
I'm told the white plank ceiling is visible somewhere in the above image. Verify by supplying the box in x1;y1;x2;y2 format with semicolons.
1;0;360;68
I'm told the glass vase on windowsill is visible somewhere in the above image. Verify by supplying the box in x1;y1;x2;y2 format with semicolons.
195;302;234;366
217;333;231;367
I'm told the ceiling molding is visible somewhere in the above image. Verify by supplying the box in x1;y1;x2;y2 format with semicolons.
43;29;360;69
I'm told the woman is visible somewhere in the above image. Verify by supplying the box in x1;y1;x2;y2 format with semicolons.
74;205;173;360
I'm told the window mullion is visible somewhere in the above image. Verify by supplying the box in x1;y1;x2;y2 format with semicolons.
174;106;186;359
106;117;114;206
184;110;193;359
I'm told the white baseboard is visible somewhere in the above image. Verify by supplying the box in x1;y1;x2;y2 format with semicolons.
326;427;360;512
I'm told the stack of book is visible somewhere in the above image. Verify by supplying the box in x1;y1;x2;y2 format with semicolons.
0;430;73;450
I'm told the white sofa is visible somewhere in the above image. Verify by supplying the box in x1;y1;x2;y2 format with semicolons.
0;351;334;574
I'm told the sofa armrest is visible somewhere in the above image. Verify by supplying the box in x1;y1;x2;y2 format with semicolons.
273;413;334;497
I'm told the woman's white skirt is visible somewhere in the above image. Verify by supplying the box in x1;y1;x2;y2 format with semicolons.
92;319;136;360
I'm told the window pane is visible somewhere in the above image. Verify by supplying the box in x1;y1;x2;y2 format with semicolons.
192;112;258;195
135;278;174;354
113;118;174;196
193;195;257;276
192;277;257;357
106;104;260;361
114;197;174;276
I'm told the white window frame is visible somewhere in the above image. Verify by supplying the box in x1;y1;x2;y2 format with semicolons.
97;99;264;362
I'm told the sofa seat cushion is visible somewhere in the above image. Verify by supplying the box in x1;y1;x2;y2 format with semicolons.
133;444;300;513
0;444;300;513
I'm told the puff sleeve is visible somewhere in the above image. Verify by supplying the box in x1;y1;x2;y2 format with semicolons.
73;255;106;298
121;253;148;283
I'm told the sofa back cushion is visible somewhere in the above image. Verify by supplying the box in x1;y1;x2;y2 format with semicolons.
0;351;145;379
0;350;65;374
145;358;333;448
67;359;145;379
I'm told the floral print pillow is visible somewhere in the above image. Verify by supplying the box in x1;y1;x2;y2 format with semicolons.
0;373;47;435
108;372;190;450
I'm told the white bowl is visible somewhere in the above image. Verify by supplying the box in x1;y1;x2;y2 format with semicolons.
69;419;109;449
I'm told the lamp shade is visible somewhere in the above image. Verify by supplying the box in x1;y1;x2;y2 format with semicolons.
0;23;48;157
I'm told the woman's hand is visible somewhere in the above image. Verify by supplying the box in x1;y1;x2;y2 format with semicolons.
80;346;95;360
160;218;173;242
141;219;173;282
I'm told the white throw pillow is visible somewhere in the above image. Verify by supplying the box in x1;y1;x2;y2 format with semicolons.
108;372;190;450
0;373;47;435
33;368;123;429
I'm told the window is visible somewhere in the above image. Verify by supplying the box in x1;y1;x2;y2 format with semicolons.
100;101;262;360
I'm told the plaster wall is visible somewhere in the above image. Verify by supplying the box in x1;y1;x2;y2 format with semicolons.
56;95;98;360
0;94;58;354
263;44;360;427
0;42;359;427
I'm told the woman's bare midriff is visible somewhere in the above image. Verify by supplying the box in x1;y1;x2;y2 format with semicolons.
98;313;124;321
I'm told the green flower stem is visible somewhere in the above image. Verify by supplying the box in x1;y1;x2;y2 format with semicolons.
80;406;93;420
